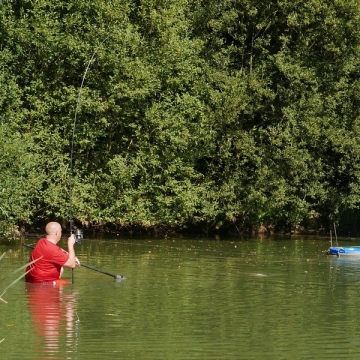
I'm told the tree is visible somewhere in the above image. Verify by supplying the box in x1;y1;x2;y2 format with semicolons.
1;0;360;234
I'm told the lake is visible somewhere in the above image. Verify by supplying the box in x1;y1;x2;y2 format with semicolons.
1;235;360;359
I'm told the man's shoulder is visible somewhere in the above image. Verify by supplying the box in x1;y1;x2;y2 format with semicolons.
35;238;59;252
35;237;49;247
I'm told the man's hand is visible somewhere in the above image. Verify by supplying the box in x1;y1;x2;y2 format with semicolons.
67;234;76;247
64;234;77;268
75;257;81;266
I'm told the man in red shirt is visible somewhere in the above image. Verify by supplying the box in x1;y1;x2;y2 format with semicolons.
25;222;79;283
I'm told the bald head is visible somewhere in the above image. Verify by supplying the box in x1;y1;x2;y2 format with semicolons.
45;222;62;236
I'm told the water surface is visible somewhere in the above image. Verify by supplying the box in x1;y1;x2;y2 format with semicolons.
1;236;360;359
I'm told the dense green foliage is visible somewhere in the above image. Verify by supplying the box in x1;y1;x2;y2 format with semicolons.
1;0;360;235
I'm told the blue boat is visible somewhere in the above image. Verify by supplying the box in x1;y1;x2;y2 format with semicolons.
327;246;360;256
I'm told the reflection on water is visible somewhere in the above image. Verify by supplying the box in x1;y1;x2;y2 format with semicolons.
25;283;78;359
3;236;360;359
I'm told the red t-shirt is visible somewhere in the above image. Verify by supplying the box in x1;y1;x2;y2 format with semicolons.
25;238;69;283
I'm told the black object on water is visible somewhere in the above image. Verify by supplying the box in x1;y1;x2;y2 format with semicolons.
79;263;126;281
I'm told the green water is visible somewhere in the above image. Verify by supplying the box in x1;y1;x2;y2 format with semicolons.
1;236;360;359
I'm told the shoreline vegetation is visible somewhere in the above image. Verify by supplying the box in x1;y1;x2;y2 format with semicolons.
2;1;360;237
1;222;351;239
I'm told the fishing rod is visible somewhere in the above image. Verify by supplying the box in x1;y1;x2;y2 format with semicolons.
68;38;111;283
23;244;125;280
69;36;111;238
68;50;98;244
68;48;97;283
